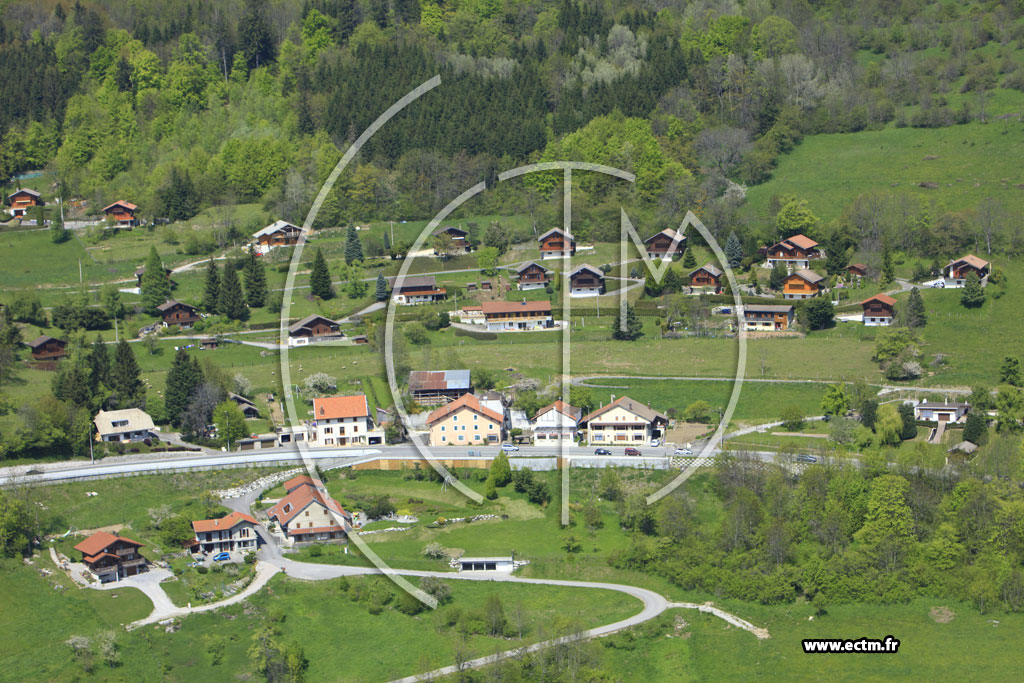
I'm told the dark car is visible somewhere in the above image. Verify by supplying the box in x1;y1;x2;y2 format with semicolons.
625;447;641;456
796;454;818;463
594;448;612;455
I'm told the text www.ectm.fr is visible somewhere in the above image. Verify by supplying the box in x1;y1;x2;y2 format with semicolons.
802;636;900;653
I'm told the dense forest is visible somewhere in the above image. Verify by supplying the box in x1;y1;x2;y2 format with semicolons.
3;0;1024;262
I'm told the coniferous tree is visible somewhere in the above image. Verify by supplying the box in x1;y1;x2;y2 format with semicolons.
375;272;389;302
239;0;277;70
905;287;926;328
157;167;198;221
88;334;110;393
962;411;988;445
725;231;743;270
218;262;249;320
1000;356;1021;387
344;225;363;264
165;347;204;426
310;247;335;299
681;248;696;269
612;304;643;341
881;241;895;285
370;1;389;28
898;402;917;440
111;338;144;408
769;261;787;291
243;252;268;307
140;246;171;314
203;258;221;313
393;0;420;24
961;271;985;308
53;353;92;406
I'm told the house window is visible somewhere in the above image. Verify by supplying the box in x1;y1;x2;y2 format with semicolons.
283;504;291;513
474;414;478;420
474;425;478;430
458;435;464;441
305;511;309;516
441;426;445;432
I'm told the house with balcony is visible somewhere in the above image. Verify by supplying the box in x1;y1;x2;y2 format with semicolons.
391;275;447;305
742;304;794;331
764;234;820;271
568;264;605;297
6;188;42;217
531;400;581;443
287;314;343;346
427;393;504;445
192;511;260;554
783;269;824;299
74;532;147;583
102;200;139;228
94;408;156;442
538;228;575;259
310;394;383;447
267;477;351;545
252;220;301;253
689;264;722;290
157;300;200;328
860;293;896;326
514;261;551;290
847;263;867;280
580;396;668;446
942;255;990;288
433;225;471;253
481;300;554;331
644;228;686;259
27;334;67;361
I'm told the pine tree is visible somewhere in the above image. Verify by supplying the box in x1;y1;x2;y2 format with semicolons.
88;334;110;393
219;262;249;320
140;246;171;314
243;252;268;307
239;0;277;70
880;241;895;285
898;402;917;440
165;347;204;426
375;272;389;302
203;258;221;313
53;353;92;406
963;411;988;445
393;0;420;24
662;267;682;293
612;304;643;341
769;261;787;291
725;231;743;270
370;1;389;28
344;225;363;264
310;247;335;299
961;271;985;308
681;248;696;269
905;287;926;328
111;338;144;408
1000;356;1021;386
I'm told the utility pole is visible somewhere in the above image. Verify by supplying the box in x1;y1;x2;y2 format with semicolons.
89;422;94;464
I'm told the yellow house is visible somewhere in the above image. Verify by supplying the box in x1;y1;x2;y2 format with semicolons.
581;396;668;446
427;393;504;446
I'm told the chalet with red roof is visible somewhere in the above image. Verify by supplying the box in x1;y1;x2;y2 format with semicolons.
7;188;42;217
267;477;351;545
157;299;200;328
764;234;820;271
481;299;554;331
847;263;867;280
783;269;825;299
427;393;504;445
538;227;575;259
861;293;896;326
192;511;260;554
74;531;147;583
943;254;990;288
27;334;67;361
644;228;686;259
310;394;383;447
103;200;139;228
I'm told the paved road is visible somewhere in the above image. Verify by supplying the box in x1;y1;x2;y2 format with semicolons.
573;374;971;395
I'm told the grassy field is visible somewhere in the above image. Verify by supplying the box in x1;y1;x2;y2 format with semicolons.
743;119;1024;224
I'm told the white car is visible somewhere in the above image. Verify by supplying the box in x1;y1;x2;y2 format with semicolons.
673;447;693;456
500;443;519;452
649;439;661;448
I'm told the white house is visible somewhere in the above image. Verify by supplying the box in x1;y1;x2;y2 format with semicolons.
914;400;970;423
531;400;581;443
94;409;155;443
191;511;260;554
581;396;668;446
310;394;384;447
458;556;515;572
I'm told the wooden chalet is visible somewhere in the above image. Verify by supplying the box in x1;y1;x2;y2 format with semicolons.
689;264;722;290
538;228;575;259
860;293;896;326
481;300;554;331
157;300;200;328
743;304;794;332
391;275;446;305
783;269;824;299
103;200;139;227
644;228;686;259
134;264;175;288
74;531;147;583
27;334;67;361
568;264;604;297
764;234;819;270
514;261;551;290
6;188;42;217
199;337;218;350
287;314;342;346
943;254;990;287
252;220;301;252
847;263;867;279
432;225;471;253
229;392;261;418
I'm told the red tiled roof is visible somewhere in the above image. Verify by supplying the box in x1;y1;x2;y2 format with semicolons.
481;300;551;315
950;254;989;270
848;263;867;272
581;395;667;425
426;393;503;426
74;531;142;556
268;483;349;527
533;400;581;422
783;234;818;250
103;200;138;212
313;395;369;420
283;475;317;492
860;293;897;306
191;511;258;534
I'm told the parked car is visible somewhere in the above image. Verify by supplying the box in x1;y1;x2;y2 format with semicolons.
500;443;519;452
796;454;818;463
625;447;641;456
212;552;231;562
649;439;661;448
594;448;612;455
673;447;693;456
931;281;945;288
